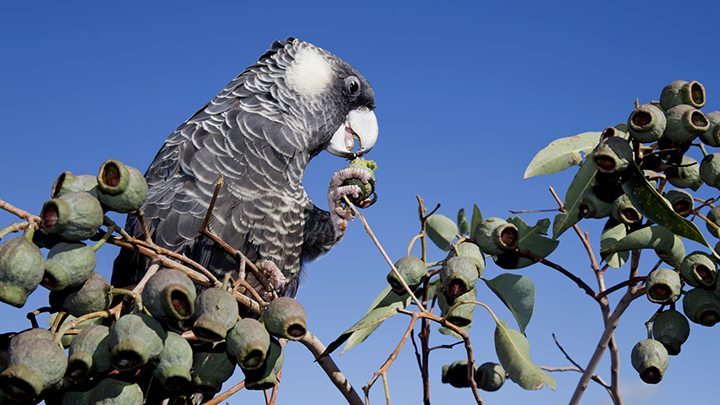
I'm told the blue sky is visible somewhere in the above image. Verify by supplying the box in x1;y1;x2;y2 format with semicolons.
2;1;720;404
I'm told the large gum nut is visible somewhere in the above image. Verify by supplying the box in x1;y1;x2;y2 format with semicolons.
387;255;426;294
262;297;307;341
631;339;669;384
652;309;690;356
241;337;284;391
645;268;682;304
663;104;709;143
66;325;111;382
473;217;518;256
660;80;706;110
42;241;97;291
226;318;271;371
96;159;148;213
627;103;666;143
40;191;103;242
87;378;143;405
0;230;44;308
439;256;478;299
0;336;67;401
108;313;167;372
192;288;239;342
141;269;196;322
191;342;235;394
153;331;193;391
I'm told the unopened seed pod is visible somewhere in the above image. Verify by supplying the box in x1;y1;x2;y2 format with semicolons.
40;191;103;242
683;287;720;326
192;288;239;341
706;206;720;238
610;194;642;225
51;272;113;317
438;288;476;328
473;217;518;256
664;189;694;216
51;172;98;199
652;309;690;355
592;136;633;174
665;156;703;191
663;104;710;143
87;378;143;405
440;257;478;299
660;80;706;110
476;362;505;392
96;159;149;213
441;360;477;388
447;241;485;277
191;342;235;394
153;332;193;391
341;158;377;204
242;337;284;391
700;111;720;147
700;153;720;190
680;251;717;289
387;255;426;294
628;103;666;143
0;336;67;401
42;241;96;291
66;325;111;382
645;268;682;304
262;297;307;341
141;269;196;322
226;318;271;371
108;313;167;372
0;229;44;308
631;339;669;384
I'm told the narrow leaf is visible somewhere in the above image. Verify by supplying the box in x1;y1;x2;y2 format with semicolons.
484;274;535;333
494;217;559;269
426;214;458;252
553;153;598;239
524;132;601;179
469;205;483;240
600;218;628;269
494;321;556;390
600;225;686;268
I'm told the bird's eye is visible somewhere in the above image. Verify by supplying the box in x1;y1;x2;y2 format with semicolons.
345;76;360;95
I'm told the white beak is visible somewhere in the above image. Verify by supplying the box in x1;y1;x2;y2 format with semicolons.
325;108;378;158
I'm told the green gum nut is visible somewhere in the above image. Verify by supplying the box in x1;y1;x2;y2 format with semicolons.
66;325;111;382
652;309;690;356
153;332;193;391
441;360;477;388
226;318;270;371
262;297;307;341
0;337;67;401
700;153;720;190
473;217;519;256
664;189;694;216
610;194;642;225
191;342;235;394
438;288;476;328
631;339;668;384
51;272;113;317
342;158;377;204
242;337;284;391
387;255;426;294
87;378;143;405
592;136;633;174
51;172;98;199
96;159;149;214
141;269;196;322
108;313;167;372
8;329;54;352
706;206;720;238
680;251;717;289
447;241;485;277
665;156;703;191
440;257;478;299
645;268;682;304
0;230;44;308
700;111;720;147
663;104;710;144
476;362;505;392
40;191;103;242
192;288;239;341
660;80;706;110
683;287;720;326
578;187;613;219
627;103;666;143
42;241;96;292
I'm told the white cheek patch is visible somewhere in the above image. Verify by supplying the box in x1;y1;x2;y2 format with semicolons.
284;47;334;96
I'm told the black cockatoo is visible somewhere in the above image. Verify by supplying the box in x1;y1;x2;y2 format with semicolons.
112;37;378;297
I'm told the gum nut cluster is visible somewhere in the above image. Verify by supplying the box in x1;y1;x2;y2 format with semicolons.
441;360;506;391
436;242;485;330
341;158;377;204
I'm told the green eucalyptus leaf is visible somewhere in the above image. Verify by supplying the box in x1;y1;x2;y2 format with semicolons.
553;153;598;239
484;274;535;334
600;225;686;268
524;132;601;179
614;123;628;133
320;286;411;358
494;217;559;269
494;321;556;391
469;205;483;240
427;214;458;252
623;161;716;258
600;218;629;269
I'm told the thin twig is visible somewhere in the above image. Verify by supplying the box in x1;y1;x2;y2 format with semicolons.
364;312;420;396
517;249;597;300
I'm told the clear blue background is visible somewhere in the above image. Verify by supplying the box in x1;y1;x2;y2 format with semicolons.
2;1;719;404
